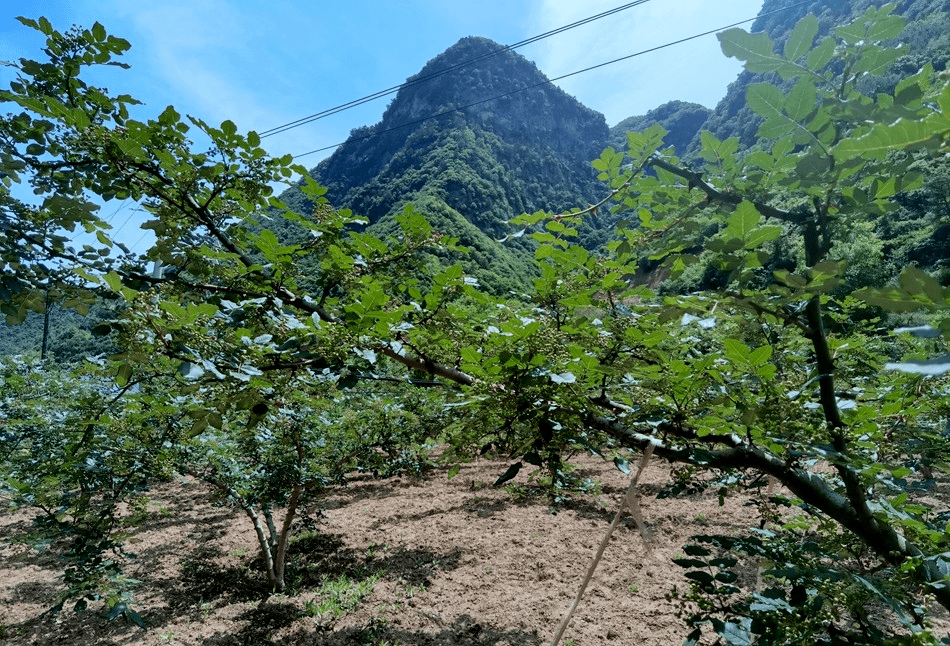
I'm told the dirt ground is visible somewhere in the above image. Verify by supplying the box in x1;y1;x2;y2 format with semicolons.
1;452;947;645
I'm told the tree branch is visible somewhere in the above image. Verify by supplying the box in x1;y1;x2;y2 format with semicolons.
647;155;802;224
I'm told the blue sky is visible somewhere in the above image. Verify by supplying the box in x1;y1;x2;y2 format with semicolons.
1;0;762;250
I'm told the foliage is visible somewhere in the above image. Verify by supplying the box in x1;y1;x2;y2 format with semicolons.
696;0;950;154
304;572;382;624
514;6;950;643
0;356;177;626
0;15;458;611
450;4;950;642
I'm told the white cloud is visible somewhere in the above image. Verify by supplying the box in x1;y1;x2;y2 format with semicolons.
104;0;270;128
528;0;764;124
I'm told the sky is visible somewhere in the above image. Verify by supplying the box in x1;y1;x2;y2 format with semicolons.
0;0;763;250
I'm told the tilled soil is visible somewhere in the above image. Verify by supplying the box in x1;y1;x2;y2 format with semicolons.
1;453;946;645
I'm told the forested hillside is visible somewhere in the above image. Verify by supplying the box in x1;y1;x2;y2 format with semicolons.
277;36;613;293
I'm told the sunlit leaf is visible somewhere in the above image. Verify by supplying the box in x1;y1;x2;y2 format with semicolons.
784;14;819;61
493;462;522;487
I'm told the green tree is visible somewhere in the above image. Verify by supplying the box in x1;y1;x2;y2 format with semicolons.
0;356;178;626
0;15;461;616
461;6;950;643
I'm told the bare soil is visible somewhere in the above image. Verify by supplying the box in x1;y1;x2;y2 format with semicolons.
1;453;947;645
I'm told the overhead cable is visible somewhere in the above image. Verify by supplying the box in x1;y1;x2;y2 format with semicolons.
259;1;651;138
293;0;815;160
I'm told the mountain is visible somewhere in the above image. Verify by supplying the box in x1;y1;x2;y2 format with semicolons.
279;36;614;293
609;101;711;154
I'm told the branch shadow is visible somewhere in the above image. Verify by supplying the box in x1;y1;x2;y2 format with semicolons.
286;531;462;589
273;613;543;646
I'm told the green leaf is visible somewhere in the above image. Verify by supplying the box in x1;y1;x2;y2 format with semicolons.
102;271;123;293
524;451;543;467
899;266;945;303
748;346;773;367
806;36;835;72
746;83;787;122
685;570;714;584
158;105;180;125
725;202;761;241
672;558;709;569
715;570;739;583
723;338;750;364
116;363;132;386
784;78;816;121
719;621;752;646
613;456;631;474
493;462;522;487
865;12;906;42
833;114;950;162
784;15;819;62
683;544;712;557
744;225;782;249
92;22;107;42
221;120;237;136
107;602;128;622
718;29;779;72
124;607;147;629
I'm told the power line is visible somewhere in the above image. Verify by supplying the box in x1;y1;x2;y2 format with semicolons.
259;1;652;139
293;0;814;160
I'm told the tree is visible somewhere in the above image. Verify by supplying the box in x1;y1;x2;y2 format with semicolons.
0;15;461;615
448;5;950;642
0;356;178;626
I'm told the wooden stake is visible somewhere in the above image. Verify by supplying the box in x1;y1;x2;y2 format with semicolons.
549;442;655;646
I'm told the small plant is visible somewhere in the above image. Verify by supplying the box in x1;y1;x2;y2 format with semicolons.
306;573;382;623
158;631;175;644
628;583;639;594
197;600;213;620
0;624;23;639
358;616;391;645
125;495;152;526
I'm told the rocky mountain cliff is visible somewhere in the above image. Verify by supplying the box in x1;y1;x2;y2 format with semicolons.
280;36;616;292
